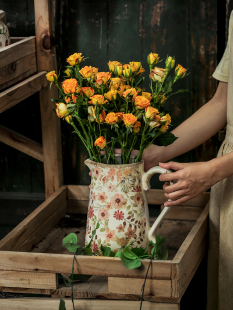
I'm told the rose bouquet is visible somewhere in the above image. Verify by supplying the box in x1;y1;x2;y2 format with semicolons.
46;52;187;164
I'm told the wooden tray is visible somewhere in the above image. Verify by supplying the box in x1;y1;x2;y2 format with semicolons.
0;185;209;310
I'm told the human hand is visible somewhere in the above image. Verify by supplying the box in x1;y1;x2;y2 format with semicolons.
159;161;217;206
142;145;163;172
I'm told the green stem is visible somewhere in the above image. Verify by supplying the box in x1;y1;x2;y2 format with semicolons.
126;135;137;164
71;122;93;160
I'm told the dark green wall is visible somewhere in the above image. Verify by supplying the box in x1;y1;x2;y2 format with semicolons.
0;0;221;237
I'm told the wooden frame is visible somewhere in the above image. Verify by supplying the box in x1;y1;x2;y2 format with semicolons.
0;186;209;309
0;0;63;198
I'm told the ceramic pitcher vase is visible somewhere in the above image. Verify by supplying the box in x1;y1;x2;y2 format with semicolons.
0;11;10;48
85;159;171;252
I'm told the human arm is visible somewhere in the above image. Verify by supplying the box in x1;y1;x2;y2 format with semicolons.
142;81;228;171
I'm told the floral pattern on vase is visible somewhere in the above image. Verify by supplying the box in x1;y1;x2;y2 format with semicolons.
85;159;150;252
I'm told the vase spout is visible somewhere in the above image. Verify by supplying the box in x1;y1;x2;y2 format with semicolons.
84;159;96;171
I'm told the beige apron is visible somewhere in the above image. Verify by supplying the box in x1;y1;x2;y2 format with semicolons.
207;22;233;309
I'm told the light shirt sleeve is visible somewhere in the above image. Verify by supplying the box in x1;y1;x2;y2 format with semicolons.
213;11;233;82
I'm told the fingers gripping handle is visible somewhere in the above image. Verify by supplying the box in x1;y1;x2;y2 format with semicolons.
142;166;173;243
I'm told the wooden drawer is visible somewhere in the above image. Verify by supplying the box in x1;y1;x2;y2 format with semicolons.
0;37;37;91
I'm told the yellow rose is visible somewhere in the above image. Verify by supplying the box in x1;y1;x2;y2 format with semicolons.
88;94;108;105
62;78;79;94
160;125;169;132
165;56;175;69
145;106;159;119
116;65;123;75
105;112;118;125
94;136;106;149
65;115;72;123
56;103;69;118
123;88;138;99
95;72;111;85
136;67;145;76
133;121;141;133
129;62;142;73
66;53;83;66
123;64;131;78
80;87;95;98
64;69;71;77
97;110;106;123
142;92;152;102
147;53;159;66
175;64;187;77
115;112;125;121
110;78;121;90
108;61;121;72
79;66;99;79
88;106;96;122
46;70;57;82
161;114;171;125
123;113;137;127
104;90;118;101
134;96;150;109
149;67;167;82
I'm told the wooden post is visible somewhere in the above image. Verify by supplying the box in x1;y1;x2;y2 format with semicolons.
34;0;63;198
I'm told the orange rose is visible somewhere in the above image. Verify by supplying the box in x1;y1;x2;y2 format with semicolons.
62;78;78;94
160;125;169;132
133;121;141;133
56;103;69;118
134;96;150;109
72;94;77;103
95;72;111;85
110;78;121;90
79;66;98;79
66;53;83;66
65;115;72;123
161;114;171;125
94;136;106;149
80;87;95;98
88;94;108;105
46;70;57;82
65;97;70;103
115;112;124;121
175;64;187;76
147;53;159;66
149;67;167;82
123;88;138;99
123;113;137;127
104;90;118;101
136;67;145;76
145;106;159;119
105;112;118;125
108;61;121;72
142;92;152;102
97;110;106;123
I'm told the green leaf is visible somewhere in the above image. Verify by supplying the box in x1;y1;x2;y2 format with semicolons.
157;245;168;260
59;299;66;310
156;132;178;147
81;119;89;125
103;247;112;257
67;103;76;108
115;251;141;269
122;246;139;260
82;247;93;256
62;233;79;253
131;248;150;259
70;274;92;282
50;97;58;103
105;128;118;138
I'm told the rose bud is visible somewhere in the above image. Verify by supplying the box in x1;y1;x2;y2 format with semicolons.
46;71;57;82
149;67;167;82
66;53;84;66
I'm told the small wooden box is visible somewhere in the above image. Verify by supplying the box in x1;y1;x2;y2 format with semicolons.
0;37;37;91
0;186;209;310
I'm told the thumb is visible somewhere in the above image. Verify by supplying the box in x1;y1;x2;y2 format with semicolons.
159;161;185;171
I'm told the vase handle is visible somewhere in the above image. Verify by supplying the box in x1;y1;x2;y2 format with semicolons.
142;166;173;243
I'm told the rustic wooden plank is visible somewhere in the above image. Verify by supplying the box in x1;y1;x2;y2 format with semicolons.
0;298;179;310
16;202;67;252
0;37;36;69
0;53;37;90
171;203;209;297
10;37;27;44
0;271;57;290
0;67;38;91
0;186;67;251
161;205;203;221
0;286;51;295
34;0;64;198
0;72;48;113
68;185;209;207
0;125;43;162
67;200;88;214
0;252;172;280
108;277;171;297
